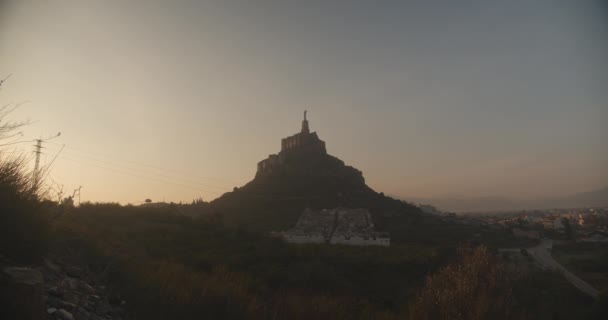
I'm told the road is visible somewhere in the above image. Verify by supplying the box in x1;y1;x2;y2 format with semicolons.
526;239;599;299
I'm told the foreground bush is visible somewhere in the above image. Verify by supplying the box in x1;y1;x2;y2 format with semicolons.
409;245;520;320
0;155;49;263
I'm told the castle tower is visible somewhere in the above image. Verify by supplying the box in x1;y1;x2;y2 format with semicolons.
258;110;327;176
301;110;310;134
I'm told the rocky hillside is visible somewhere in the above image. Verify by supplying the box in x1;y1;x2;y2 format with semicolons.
211;147;422;231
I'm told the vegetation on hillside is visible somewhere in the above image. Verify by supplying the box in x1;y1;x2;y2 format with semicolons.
45;203;596;319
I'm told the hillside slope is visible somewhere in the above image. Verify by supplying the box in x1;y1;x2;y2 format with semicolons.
210;114;421;231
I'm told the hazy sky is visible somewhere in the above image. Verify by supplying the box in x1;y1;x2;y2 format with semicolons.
1;0;607;204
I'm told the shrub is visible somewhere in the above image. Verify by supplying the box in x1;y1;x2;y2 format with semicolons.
408;246;521;320
0;155;49;263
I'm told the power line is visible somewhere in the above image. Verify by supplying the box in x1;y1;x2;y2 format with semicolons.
58;155;224;196
46;140;240;185
56;149;230;192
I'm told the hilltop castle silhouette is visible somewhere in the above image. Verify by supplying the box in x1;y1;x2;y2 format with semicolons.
257;111;326;176
211;111;420;232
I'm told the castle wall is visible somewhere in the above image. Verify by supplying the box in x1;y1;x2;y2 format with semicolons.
257;154;281;176
281;132;326;153
256;115;327;177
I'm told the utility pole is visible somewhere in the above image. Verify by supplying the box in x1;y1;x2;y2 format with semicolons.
72;186;83;206
32;139;43;190
31;132;61;192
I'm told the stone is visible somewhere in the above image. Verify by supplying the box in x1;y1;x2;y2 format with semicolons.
47;308;58;314
44;259;63;274
64;266;83;278
75;307;91;320
62;291;81;305
55;309;74;320
79;281;96;294
57;300;77;311
63;278;79;290
48;286;63;297
2;267;44;285
0;267;46;320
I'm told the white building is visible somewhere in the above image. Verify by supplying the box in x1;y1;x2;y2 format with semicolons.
283;207;390;246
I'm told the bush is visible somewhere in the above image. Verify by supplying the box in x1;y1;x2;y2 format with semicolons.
408;246;521;320
0;155;50;263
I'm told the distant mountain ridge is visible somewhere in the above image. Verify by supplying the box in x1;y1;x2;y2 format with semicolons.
409;186;608;213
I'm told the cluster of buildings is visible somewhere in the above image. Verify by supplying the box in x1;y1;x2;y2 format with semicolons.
463;207;608;242
282;207;390;246
418;203;608;242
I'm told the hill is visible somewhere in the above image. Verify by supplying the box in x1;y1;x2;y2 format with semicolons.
210;112;422;231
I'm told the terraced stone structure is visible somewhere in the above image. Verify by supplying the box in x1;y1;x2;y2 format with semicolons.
284;207;390;246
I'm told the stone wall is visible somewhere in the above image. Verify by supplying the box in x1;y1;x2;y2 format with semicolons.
255;113;327;176
280;131;325;153
257;154;281;176
256;131;326;176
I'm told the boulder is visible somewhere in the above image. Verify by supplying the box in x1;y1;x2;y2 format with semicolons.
44;259;63;274
64;266;83;278
0;267;46;320
55;308;74;320
79;281;97;294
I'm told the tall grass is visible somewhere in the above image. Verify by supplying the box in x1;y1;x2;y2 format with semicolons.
0;154;50;263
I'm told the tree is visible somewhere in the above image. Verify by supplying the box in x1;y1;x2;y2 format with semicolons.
408;246;521;320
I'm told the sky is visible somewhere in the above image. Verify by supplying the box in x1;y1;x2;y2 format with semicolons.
1;0;607;204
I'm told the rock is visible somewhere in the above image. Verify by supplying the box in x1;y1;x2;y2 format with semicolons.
75;307;91;320
62;291;81;305
47;308;58;314
63;278;80;290
57;300;77;311
79;281;96;294
48;286;63;297
64;266;83;278
2;267;44;285
46;296;61;308
83;299;98;312
0;267;46;320
44;259;63;274
55;309;74;320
